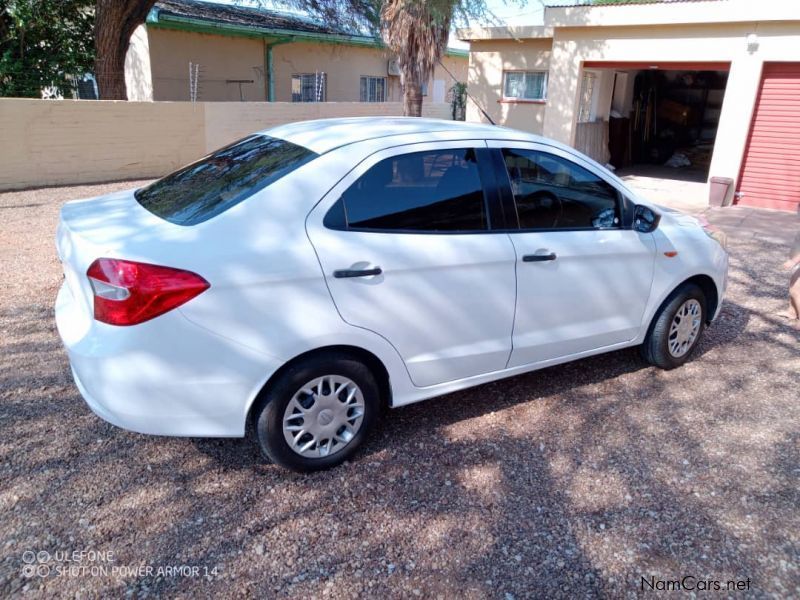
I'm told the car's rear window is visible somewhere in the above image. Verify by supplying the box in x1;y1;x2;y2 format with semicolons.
134;135;317;225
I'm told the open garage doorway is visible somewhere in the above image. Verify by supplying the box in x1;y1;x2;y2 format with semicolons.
578;61;731;209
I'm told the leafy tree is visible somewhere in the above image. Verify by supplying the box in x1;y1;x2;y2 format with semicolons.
1;0;159;100
449;81;467;120
0;0;94;97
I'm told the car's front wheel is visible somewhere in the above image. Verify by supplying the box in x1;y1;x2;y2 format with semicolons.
253;352;380;471
642;283;707;369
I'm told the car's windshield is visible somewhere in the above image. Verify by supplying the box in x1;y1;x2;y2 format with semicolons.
134;135;318;226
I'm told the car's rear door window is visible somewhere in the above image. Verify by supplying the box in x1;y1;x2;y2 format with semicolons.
336;148;488;232
502;148;620;230
135;135;317;226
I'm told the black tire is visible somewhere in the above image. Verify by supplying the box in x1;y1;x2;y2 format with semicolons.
252;352;380;472
641;283;707;370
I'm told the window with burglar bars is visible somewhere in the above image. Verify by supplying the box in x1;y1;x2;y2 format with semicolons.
292;73;326;102
577;72;597;123
360;76;387;102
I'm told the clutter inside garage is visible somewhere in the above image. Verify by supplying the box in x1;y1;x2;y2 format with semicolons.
609;69;728;178
606;68;729;177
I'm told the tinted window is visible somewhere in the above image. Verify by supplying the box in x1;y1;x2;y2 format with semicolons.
340;148;487;232
502;148;620;230
135;135;317;226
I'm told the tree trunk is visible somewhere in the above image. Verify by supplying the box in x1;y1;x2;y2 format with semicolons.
403;76;423;117
94;42;127;100
94;1;157;100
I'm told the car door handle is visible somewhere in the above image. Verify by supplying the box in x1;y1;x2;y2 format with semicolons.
522;253;557;262
333;267;383;278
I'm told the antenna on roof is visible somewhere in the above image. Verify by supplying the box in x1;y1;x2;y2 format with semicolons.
437;58;496;126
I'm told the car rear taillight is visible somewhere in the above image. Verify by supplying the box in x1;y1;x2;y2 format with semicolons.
86;258;210;326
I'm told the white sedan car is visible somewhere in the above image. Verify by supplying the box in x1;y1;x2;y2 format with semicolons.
56;118;728;471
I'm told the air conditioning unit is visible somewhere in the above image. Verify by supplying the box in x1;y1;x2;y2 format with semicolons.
387;59;401;77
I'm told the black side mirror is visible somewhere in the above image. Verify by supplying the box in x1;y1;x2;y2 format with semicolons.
633;205;661;233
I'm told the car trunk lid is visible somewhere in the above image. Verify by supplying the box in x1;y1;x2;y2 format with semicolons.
55;188;179;319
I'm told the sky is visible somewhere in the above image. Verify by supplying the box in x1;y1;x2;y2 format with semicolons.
205;0;569;49
449;0;548;48
476;0;548;26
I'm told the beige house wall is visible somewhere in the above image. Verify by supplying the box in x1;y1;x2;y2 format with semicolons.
462;5;800;201
148;28;268;101
125;25;154;102
435;55;469;98
271;41;393;102
132;27;468;104
271;42;467;103
466;38;551;133
0;99;452;191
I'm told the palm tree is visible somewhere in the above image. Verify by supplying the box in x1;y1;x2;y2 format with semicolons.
381;0;454;116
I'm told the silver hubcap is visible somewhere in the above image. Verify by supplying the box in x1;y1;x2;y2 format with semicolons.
668;299;702;358
282;375;365;458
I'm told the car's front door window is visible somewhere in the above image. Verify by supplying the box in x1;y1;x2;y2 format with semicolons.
501;148;621;230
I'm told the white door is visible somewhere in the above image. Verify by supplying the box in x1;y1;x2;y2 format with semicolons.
488;142;656;367
307;142;517;387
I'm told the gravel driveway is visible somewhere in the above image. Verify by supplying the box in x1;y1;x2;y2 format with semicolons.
1;181;798;598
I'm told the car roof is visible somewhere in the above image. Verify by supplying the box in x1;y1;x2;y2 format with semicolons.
262;117;544;154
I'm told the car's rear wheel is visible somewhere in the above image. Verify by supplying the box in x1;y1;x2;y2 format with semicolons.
253;353;380;471
641;283;707;369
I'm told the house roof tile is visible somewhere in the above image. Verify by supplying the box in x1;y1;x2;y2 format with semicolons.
154;0;343;36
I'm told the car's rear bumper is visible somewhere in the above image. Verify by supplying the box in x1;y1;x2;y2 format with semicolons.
56;282;279;437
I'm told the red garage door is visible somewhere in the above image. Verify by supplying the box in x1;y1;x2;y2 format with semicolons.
736;62;800;211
